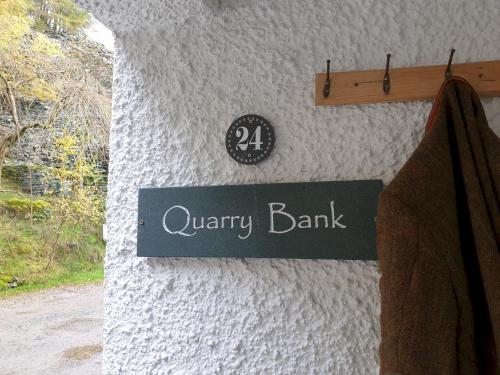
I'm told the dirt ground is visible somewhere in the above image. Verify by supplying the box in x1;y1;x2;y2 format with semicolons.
0;284;103;375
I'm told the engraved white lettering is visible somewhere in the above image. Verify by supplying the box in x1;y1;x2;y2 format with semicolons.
162;200;346;240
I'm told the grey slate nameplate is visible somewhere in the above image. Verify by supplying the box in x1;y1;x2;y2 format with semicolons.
137;180;383;260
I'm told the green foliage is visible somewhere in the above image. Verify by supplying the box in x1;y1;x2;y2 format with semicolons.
31;33;61;56
0;267;102;297
0;0;89;104
46;133;105;230
0;0;111;181
0;274;14;283
1;165;21;183
0;273;23;289
0;192;19;200
0;0;89;36
0;0;33;42
0;0;33;15
0;0;107;296
0;197;52;220
0;181;105;294
34;0;89;34
0;4;32;49
0;0;62;102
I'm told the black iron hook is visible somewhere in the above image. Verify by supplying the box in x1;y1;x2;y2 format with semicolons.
383;54;391;94
445;48;455;79
323;59;331;98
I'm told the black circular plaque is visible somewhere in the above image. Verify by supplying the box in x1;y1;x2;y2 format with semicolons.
226;114;275;165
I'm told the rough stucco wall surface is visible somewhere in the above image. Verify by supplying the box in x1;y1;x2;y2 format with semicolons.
78;0;500;374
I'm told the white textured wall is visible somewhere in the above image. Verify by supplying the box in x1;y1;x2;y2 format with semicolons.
78;1;500;374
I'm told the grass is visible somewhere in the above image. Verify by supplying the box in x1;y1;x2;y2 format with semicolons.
0;266;103;298
0;178;24;200
0;177;105;298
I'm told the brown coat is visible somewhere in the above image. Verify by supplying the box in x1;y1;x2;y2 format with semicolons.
377;77;500;375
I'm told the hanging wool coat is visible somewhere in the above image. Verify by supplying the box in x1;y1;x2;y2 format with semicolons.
377;77;500;375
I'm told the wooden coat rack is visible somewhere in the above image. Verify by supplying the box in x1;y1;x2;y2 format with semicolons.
315;51;500;106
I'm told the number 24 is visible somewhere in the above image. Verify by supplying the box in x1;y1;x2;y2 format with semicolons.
236;126;263;151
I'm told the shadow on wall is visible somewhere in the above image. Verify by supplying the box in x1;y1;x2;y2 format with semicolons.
203;0;257;12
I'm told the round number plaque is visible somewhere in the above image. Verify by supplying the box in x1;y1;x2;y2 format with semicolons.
226;114;275;165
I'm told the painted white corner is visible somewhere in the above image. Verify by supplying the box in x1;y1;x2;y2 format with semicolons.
77;0;500;373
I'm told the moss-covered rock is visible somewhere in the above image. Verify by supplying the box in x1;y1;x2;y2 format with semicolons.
0;274;14;283
0;198;52;220
0;274;19;289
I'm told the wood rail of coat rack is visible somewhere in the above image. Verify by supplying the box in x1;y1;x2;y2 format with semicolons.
315;60;500;106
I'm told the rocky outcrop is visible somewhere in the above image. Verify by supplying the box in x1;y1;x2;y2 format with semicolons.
2;33;112;192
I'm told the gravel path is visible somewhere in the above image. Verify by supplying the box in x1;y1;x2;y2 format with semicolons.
0;284;103;375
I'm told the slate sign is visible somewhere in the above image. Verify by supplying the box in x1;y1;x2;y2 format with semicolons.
137;180;383;260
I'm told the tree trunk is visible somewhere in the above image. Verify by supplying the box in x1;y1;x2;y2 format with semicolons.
0;124;41;187
0;72;21;134
0;71;20;186
45;219;65;270
0;140;6;186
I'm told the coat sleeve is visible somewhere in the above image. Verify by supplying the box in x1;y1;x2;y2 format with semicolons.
377;191;460;375
377;191;420;373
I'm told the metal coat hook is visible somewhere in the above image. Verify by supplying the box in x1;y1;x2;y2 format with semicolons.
323;59;331;98
445;48;455;79
383;54;391;94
